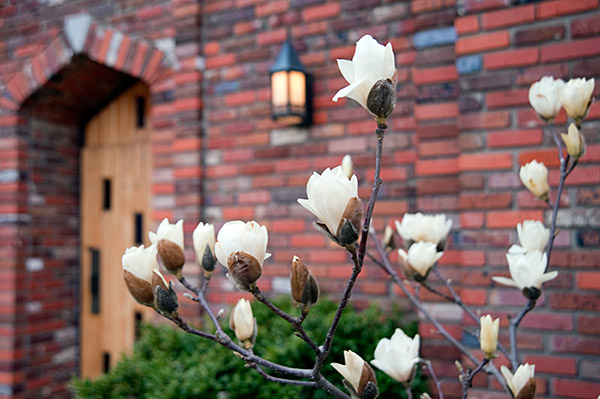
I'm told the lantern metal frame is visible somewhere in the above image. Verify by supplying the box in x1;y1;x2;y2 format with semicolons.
269;40;312;126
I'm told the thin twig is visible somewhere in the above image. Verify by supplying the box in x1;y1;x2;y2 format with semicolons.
508;299;535;370
460;358;489;399
421;359;444;399
405;384;413;399
250;364;317;387
250;286;320;354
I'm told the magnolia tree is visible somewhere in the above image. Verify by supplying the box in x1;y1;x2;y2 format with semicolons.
121;35;594;399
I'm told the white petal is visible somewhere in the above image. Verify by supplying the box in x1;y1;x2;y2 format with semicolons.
332;79;372;110
492;276;520;288
337;59;355;84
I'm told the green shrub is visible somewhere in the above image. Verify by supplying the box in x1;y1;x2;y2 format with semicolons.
71;297;427;399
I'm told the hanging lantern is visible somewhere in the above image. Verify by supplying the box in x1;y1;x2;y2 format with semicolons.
269;40;311;126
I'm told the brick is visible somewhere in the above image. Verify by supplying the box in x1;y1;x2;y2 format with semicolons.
486;210;544;228
518;148;561;168
514;24;566;47
484;48;538;70
414;102;458;120
415;158;458;176
481;5;535;29
456;31;509;55
412;65;457;85
206;53;236;69
553;379;600;399
578;315;600;335
418;140;459;157
487;129;543;148
537;0;599;19
576;272;600;290
413;27;457;49
256;0;289;17
523;355;576;376
459;0;507;14
416;177;460;195
459;192;512;209
541;37;600;63
411;0;456;14
459;152;512;171
372;3;409;23
459;111;510;130
486;89;529;109
572;14;600;38
224;90;256;106
302;3;340;21
257;28;287;46
550;293;600;311
455;15;479;35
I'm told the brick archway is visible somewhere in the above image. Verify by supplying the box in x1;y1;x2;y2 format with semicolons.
0;14;177;398
1;13;171;112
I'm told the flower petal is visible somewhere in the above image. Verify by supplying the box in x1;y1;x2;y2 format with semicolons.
337;59;355;84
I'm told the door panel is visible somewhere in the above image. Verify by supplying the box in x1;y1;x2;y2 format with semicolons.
80;82;152;378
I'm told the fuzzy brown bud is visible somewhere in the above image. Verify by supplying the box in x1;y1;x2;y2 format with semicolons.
338;197;363;246
157;239;185;275
367;78;396;120
123;270;155;306
290;256;320;311
228;251;262;288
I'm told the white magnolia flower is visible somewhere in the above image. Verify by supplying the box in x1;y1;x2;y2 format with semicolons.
398;241;443;278
332;35;396;114
341;154;353;179
519;160;550;200
371;328;420;383
122;245;168;306
492;250;557;297
122;245;159;284
395;213;452;247
558;77;595;121
501;364;536;399
149;218;184;250
193;222;216;271
512;220;550;254
215;221;269;268
230;298;255;343
561;123;586;159
297;166;362;245
331;350;377;396
528;76;565;120
215;221;270;287
480;315;499;358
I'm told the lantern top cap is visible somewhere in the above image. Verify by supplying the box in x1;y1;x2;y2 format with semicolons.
269;40;305;74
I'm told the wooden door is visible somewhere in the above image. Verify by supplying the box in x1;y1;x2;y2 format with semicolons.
80;82;153;377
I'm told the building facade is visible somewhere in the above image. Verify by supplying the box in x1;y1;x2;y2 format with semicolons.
0;0;599;397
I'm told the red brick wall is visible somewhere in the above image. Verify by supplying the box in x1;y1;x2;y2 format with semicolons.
0;0;598;398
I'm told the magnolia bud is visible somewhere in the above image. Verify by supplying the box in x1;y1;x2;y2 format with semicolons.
501;364;536;399
338;197;363;246
149;219;185;276
382;225;395;252
229;298;255;348
227;251;262;290
561;123;585;160
332;350;378;399
480;314;499;359
519;160;550;200
398;241;443;281
193;222;217;273
341;154;354;180
558;77;595;124
157;239;186;275
290;256;320;311
154;277;179;316
367;78;396;121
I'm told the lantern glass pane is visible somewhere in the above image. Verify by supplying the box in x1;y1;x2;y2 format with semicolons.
289;71;305;106
271;71;289;107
